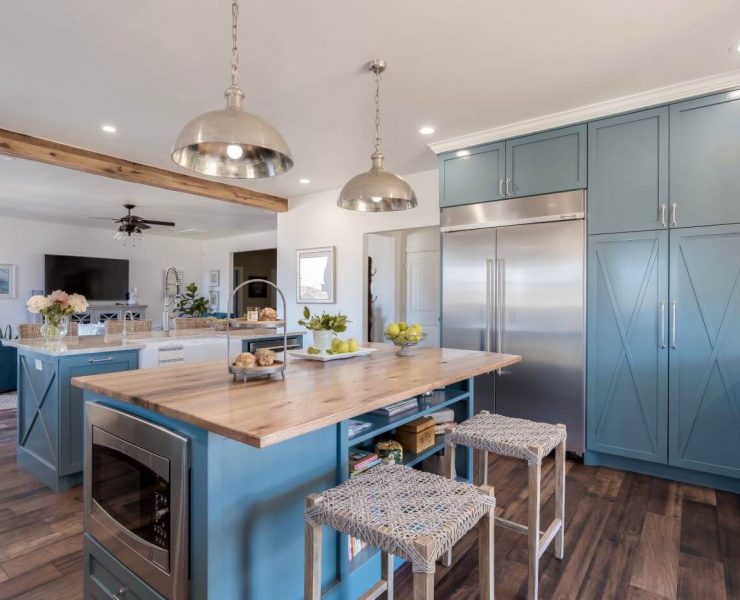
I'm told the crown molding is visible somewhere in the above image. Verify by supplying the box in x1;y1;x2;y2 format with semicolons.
429;69;740;154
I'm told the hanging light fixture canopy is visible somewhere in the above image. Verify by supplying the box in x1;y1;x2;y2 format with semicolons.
337;59;417;212
171;0;293;178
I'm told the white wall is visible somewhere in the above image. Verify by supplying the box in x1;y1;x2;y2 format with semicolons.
277;169;439;341
201;230;277;313
367;232;400;341
0;215;204;331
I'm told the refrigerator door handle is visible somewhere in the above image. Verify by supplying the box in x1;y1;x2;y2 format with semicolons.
659;301;666;349
485;258;494;353
670;301;677;349
496;258;506;374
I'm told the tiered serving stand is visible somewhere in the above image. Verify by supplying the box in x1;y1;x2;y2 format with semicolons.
226;279;288;381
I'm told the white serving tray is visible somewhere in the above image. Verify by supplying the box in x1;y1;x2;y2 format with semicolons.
289;347;377;362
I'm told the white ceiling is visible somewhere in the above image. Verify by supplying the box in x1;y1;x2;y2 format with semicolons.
1;0;740;216
0;157;276;239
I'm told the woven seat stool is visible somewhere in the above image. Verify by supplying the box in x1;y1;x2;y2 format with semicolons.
444;411;566;599
304;463;496;600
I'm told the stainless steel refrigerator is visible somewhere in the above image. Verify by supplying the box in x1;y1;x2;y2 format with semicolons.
441;190;585;453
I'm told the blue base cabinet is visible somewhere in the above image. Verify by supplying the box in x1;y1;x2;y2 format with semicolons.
668;225;740;478
16;349;138;492
588;107;668;234
587;231;668;463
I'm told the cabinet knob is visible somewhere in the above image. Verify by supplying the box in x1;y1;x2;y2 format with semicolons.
113;587;127;600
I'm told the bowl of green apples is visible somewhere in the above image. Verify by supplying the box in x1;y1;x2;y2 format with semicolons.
384;322;427;356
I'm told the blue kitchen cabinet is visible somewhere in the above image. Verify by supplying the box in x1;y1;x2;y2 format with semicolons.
588;107;669;234
668;224;740;478
16;348;138;491
587;231;668;463
505;124;587;198
670;90;740;228
439;142;505;207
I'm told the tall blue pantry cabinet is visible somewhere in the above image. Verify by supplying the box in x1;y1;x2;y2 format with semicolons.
586;91;740;491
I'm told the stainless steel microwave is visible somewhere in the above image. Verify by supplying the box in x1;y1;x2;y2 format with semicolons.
85;402;189;600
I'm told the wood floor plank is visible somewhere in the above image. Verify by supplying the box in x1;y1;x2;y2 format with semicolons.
679;483;716;506
577;534;640;599
0;566;7;584
630;512;681;599
0;533;83;578
11;569;82;600
680;499;722;563
0;564;64;600
677;553;727;600
716;491;740;600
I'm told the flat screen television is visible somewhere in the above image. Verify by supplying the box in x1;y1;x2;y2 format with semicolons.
45;255;129;301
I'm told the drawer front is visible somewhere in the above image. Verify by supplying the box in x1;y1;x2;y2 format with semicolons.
84;535;165;600
245;335;303;353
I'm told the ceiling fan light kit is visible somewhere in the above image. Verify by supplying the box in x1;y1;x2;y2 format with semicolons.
171;0;293;179
92;203;176;245
337;59;417;212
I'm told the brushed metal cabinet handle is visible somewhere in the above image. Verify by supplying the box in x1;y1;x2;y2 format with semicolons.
113;587;127;600
670;301;677;349
659;204;667;228
506;177;512;197
88;356;114;364
671;202;677;227
498;178;504;198
659;302;666;349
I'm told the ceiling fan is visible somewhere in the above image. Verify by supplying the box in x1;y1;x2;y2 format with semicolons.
88;204;175;243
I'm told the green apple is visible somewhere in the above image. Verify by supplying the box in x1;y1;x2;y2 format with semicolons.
410;323;423;334
404;331;420;343
307;346;320;355
336;341;350;354
385;323;400;338
398;321;408;332
347;338;359;353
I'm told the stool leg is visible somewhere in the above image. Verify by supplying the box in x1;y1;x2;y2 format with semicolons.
527;455;541;600
474;448;488;486
382;551;394;600
554;426;566;560
304;495;323;600
477;485;495;600
413;536;435;600
441;442;456;568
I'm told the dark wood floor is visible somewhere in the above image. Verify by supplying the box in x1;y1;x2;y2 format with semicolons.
0;408;737;599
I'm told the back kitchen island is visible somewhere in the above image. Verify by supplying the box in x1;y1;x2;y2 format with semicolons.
71;344;520;600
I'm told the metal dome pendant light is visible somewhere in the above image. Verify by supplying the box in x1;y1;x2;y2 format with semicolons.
171;0;293;178
337;59;417;212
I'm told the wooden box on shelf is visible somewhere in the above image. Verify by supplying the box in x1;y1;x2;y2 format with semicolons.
395;416;436;454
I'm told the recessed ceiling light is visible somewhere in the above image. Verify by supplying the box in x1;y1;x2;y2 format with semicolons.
101;124;117;134
419;126;435;135
299;178;311;184
455;149;471;157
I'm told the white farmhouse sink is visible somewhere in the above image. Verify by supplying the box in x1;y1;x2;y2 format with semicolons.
139;337;243;369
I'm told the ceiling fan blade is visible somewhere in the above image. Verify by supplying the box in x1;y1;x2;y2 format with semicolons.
138;223;152;230
141;220;176;227
86;216;118;221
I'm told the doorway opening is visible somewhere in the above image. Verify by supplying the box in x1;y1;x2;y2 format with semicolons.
364;226;440;346
231;249;277;317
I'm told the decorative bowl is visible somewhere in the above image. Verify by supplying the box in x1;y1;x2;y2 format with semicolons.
384;331;427;356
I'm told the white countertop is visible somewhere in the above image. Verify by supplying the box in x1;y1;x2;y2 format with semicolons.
2;328;306;357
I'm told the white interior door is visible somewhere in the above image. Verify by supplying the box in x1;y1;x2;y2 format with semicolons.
405;250;440;346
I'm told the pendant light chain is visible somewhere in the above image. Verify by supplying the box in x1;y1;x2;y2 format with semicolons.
231;0;239;88
373;68;382;154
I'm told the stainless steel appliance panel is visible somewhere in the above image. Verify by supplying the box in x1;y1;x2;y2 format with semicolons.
441;189;585;232
494;219;585;452
85;402;190;600
441;227;497;413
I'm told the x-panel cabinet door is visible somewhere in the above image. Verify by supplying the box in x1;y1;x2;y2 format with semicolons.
669;225;740;478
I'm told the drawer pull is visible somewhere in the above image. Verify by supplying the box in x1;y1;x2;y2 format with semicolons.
88;356;114;364
113;587;127;600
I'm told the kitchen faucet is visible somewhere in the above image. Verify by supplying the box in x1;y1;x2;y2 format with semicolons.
163;266;182;335
122;310;135;341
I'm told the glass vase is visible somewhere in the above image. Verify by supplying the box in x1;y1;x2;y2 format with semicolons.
41;315;69;342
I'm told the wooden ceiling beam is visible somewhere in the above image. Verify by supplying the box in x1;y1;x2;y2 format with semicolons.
0;128;288;213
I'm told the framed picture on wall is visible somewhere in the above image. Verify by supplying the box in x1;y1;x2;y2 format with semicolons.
209;270;220;287
0;265;16;299
209;289;220;312
247;276;268;298
297;247;335;304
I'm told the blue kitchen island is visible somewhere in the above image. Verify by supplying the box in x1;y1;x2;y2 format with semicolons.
72;345;520;599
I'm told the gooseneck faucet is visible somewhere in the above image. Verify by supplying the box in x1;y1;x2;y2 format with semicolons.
122;310;135;341
163;267;182;334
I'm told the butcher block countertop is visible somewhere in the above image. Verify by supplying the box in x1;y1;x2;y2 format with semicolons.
72;344;520;448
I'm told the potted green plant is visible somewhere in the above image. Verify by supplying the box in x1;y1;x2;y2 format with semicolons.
298;306;350;352
176;282;210;317
0;325;17;393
